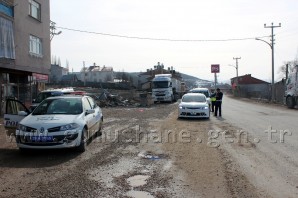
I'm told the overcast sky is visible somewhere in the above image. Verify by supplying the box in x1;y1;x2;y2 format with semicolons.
50;0;298;82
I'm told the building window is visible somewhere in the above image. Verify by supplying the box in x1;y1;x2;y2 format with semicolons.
0;17;15;59
29;35;42;56
0;2;14;17
29;0;41;20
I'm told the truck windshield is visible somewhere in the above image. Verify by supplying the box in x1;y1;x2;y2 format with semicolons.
152;81;170;89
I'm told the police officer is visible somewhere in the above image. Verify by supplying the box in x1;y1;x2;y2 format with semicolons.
214;88;223;117
210;90;216;112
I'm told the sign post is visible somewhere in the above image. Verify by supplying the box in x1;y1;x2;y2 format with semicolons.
211;64;220;89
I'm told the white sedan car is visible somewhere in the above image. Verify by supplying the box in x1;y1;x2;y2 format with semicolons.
178;93;210;119
188;87;211;109
12;95;103;152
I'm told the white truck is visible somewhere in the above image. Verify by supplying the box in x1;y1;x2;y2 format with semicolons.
285;65;298;108
151;74;184;103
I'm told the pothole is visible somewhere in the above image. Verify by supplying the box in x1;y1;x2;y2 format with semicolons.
127;175;150;187
138;151;161;160
126;190;154;198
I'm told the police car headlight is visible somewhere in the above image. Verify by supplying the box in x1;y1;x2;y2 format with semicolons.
179;106;186;109
60;123;80;131
17;124;27;131
203;106;209;110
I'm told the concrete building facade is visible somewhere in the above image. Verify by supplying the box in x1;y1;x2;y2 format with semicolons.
0;0;50;113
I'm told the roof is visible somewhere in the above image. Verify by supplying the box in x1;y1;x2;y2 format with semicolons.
86;66;113;72
183;93;207;98
231;74;269;84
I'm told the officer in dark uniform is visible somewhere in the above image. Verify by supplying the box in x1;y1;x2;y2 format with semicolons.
214;88;223;117
210;90;216;112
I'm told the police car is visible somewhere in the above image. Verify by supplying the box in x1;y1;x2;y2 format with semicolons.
30;87;74;111
4;95;103;152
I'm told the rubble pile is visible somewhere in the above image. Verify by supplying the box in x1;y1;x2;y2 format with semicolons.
86;89;140;107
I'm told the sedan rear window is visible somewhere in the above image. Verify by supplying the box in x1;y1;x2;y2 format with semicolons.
182;95;206;103
189;90;209;97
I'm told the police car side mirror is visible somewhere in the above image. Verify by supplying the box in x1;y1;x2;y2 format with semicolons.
85;109;95;115
18;111;28;116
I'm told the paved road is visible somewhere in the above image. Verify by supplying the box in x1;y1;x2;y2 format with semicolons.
217;95;298;197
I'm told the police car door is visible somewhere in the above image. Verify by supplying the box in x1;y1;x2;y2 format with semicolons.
86;96;101;134
83;97;96;138
4;98;30;136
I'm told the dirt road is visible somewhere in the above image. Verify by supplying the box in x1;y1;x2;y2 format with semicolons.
0;102;270;197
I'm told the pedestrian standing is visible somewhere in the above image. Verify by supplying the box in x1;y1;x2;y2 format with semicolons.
214;88;223;117
210;90;216;112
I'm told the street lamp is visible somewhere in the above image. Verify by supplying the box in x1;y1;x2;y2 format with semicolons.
50;21;62;41
255;37;274;100
228;64;238;79
255;22;281;101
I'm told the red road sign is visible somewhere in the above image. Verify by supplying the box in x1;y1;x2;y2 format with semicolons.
211;64;220;73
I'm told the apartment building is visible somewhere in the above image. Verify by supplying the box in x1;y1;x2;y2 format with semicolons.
0;0;50;113
80;64;114;83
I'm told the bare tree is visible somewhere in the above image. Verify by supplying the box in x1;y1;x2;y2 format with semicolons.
121;72;128;82
58;57;61;66
278;50;298;79
66;60;69;69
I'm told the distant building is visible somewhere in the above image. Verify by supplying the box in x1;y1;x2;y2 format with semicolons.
231;74;270;98
50;64;69;83
80;63;114;83
0;0;51;113
61;74;79;85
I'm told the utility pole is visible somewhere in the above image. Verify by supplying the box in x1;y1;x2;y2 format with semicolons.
214;73;217;89
285;64;288;80
83;61;86;86
233;57;241;80
264;22;281;101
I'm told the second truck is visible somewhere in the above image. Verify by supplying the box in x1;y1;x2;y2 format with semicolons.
151;74;185;103
285;65;298;108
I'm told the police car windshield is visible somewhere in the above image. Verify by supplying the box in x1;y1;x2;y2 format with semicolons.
32;98;83;115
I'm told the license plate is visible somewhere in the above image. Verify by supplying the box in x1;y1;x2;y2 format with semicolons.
31;136;53;142
191;112;196;115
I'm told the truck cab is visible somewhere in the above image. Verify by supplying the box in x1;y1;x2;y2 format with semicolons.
285;66;298;108
152;74;174;103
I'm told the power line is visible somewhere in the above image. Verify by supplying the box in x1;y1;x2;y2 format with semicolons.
56;26;270;42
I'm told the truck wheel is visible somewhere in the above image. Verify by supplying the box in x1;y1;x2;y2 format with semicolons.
286;96;295;109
